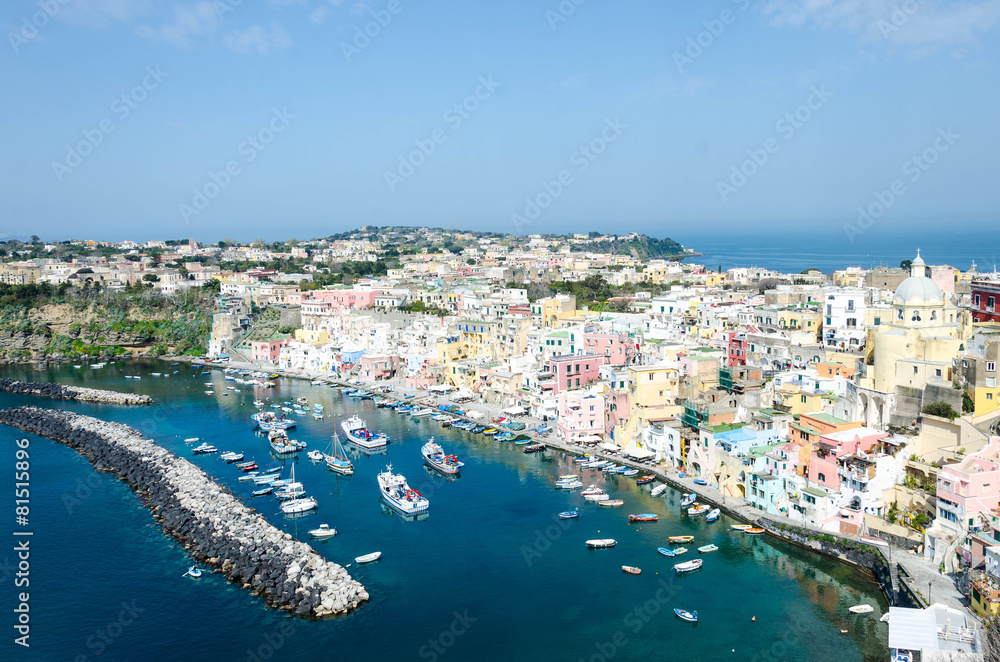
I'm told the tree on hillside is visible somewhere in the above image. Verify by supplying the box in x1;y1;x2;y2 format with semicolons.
923;401;959;420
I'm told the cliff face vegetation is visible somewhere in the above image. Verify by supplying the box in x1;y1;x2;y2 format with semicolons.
0;284;214;360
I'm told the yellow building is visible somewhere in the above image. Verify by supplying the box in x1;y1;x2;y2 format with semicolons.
294;329;329;345
971;576;1000;619
776;388;833;415
532;295;579;328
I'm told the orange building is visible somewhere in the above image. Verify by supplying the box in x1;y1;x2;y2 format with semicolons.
789;412;862;476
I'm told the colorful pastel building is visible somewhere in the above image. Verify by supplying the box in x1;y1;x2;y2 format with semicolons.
556;391;606;445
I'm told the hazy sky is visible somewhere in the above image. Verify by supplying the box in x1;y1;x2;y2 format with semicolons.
2;0;999;242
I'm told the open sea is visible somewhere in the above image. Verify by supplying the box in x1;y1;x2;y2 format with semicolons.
1;359;889;661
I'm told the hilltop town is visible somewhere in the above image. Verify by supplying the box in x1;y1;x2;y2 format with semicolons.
5;228;1000;622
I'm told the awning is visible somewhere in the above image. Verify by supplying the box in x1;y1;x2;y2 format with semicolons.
466;410;484;420
600;442;619;452
502;406;525;415
429;385;455;393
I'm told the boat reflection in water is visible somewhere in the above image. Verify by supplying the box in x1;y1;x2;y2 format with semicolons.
380;502;430;522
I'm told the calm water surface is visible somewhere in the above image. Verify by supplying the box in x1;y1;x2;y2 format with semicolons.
0;360;888;661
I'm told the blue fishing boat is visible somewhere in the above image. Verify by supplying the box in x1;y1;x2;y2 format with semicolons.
674;608;698;623
558;507;579;520
705;508;720;523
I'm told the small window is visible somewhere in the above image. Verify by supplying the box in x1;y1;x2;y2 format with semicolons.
988;362;996;372
914;366;918;374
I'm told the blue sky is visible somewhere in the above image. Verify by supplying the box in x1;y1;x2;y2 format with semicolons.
1;0;999;243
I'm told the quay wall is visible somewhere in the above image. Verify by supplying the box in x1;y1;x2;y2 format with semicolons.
0;406;367;618
0;379;153;405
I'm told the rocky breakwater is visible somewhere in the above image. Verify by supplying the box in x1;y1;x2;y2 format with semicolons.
0;379;154;405
0;406;368;617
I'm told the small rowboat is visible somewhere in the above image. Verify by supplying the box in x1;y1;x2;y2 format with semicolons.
586;539;617;548
705;508;720;523
635;474;656;485
186;566;202;578
251;487;273;496
731;524;751;531
658;546;687;557
622;566;641;575
355;551;382;564
622;469;639;477
668;535;694;543
558;474;578;481
674;559;703;573
583;493;610;502
744;527;766;535
651;484;668;497
599;499;625;507
848;604;874;614
674;608;698;623
693;478;707;486
559;508;579;520
698;544;719;553
629;513;658;522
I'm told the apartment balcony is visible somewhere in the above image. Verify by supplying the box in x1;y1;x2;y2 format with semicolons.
839;467;872;483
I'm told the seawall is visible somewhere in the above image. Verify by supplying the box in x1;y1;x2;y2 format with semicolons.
0;406;368;617
0;379;153;405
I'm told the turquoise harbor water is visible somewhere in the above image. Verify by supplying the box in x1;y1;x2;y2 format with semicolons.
1;360;889;661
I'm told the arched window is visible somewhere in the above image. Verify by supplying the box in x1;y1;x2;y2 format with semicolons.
897;308;904;320
911;310;921;322
930;310;937;321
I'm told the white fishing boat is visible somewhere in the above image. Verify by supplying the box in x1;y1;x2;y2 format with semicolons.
674;559;703;573
253;411;296;431
308;524;337;539
651;484;668;497
598;499;625;507
581;485;604;496
687;504;710;517
411;408;433;417
307;450;323;461
377;464;429;515
280;496;317;514
586;539;617;548
583;493;610;502
422;438;463;475
355;551;381;564
341;415;388;449
323;433;355;476
268;430;304;455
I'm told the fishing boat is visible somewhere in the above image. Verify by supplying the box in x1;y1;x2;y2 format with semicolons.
848;604;874;614
323;433;355;476
636;474;656;485
269;430;304;455
523;443;546;453
629;514;658;522
583;493;610;502
651;484;668;497
744;527;765;535
558;507;579;520
731;524;751;531
698;544;719;553
705;508;720;523
581;485;604;496
307;450;323;461
252;487;273;497
674;559;703;573
687;504;710;517
586;539;617;548
220;452;244;463
598;499;625;507
308;524;337;539
341;415;388;449
253;474;279;485
668;535;694;543
622;566;641;575
253;411;296;431
674;608;698;623
280;496;317;515
680;493;697;507
421;438;464;475
557;480;583;490
657;547;676;557
377;464;429;515
192;443;217;455
355;551;382;564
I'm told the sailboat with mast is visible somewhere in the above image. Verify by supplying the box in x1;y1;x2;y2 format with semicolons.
324;432;355;476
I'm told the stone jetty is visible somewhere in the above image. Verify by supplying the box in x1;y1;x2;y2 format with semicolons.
0;379;153;405
0;406;368;617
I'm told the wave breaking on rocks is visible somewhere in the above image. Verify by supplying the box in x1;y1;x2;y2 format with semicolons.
0;406;368;618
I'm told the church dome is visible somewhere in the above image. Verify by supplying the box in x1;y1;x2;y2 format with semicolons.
893;276;942;305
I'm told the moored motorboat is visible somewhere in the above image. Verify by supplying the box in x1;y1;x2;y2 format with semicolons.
556;480;583;490
674;559;703;573
253;411;296;431
674;608;698;622
622;469;639;477
341;415;388;449
559;507;579;519
586;539;617;548
622;566;641;575
421;438;463;475
687;504;710;517
635;474;656;485
583;493;610;502
598;499;625;507
378;464;429;515
186;566;202;578
192;443;217;454
680;493;697;507
523;443;546;453
252;487;273;496
308;524;337;539
731;524;751;531
280;496;317;515
705;508;720;523
307;450;323;461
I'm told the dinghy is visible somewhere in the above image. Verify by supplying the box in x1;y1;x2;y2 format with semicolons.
586;539;617;548
698;544;719;553
674;608;698;622
355;551;382;564
558;508;579;519
848;604;874;614
674;559;703;573
622;566;641;575
651;484;668;497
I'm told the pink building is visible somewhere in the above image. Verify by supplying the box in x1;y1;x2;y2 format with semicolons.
358;355;400;381
307;287;378;310
583;332;632;366
251;339;287;364
556;391;605;445
727;331;748;367
547;354;606;393
807;427;887;488
936;438;1000;535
